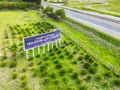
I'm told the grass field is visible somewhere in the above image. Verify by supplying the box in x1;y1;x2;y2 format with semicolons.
66;0;120;17
0;11;42;89
92;0;120;13
0;10;120;90
47;17;120;74
0;11;41;33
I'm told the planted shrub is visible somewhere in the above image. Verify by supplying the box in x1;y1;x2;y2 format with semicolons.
13;58;17;61
71;61;77;65
53;79;59;85
68;68;73;73
65;51;70;56
42;78;49;85
43;56;49;60
112;78;120;86
20;74;26;80
45;62;50;66
84;54;90;60
39;65;47;72
77;56;83;61
80;69;87;76
21;67;27;73
68;54;73;59
71;72;78;79
28;56;33;61
53;60;59;64
30;67;36;72
9;61;17;68
72;51;77;54
55;63;62;69
11;73;17;79
88;66;97;74
59;55;64;59
79;85;88;90
32;73;37;77
61;46;65;49
57;50;61;54
102;81;109;87
0;61;7;67
49;73;57;79
40;71;48;77
35;54;40;58
1;55;7;60
62;78;68;84
54;48;59;51
93;62;98;67
88;58;94;63
76;79;83;84
50;52;55;56
28;61;34;67
103;71;112;78
67;86;76;90
59;69;66;76
94;74;103;82
52;56;57;60
21;80;28;88
23;87;29;90
85;75;92;82
83;63;90;69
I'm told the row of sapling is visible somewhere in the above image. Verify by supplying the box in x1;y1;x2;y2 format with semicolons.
44;6;66;21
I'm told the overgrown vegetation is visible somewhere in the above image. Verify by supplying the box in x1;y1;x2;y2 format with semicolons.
92;0;120;13
44;6;66;21
67;0;120;17
0;2;37;10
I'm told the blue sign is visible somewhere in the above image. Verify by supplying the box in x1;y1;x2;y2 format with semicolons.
24;29;61;50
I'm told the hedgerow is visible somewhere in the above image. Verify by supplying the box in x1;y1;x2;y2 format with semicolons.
0;2;36;10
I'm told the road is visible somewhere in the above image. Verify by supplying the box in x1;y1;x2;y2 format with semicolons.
43;2;120;39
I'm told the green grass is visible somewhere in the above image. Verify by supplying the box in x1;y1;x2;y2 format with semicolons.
67;0;120;17
92;0;120;13
46;17;120;75
0;10;41;34
0;10;120;90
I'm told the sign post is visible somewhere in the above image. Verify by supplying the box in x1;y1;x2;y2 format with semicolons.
52;42;54;49
26;50;28;59
59;39;61;46
38;46;40;54
56;40;58;48
48;43;49;52
32;48;35;57
43;45;45;54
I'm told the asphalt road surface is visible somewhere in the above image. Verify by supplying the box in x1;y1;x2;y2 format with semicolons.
43;2;120;39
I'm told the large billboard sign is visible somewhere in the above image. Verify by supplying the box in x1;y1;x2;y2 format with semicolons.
24;29;61;50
